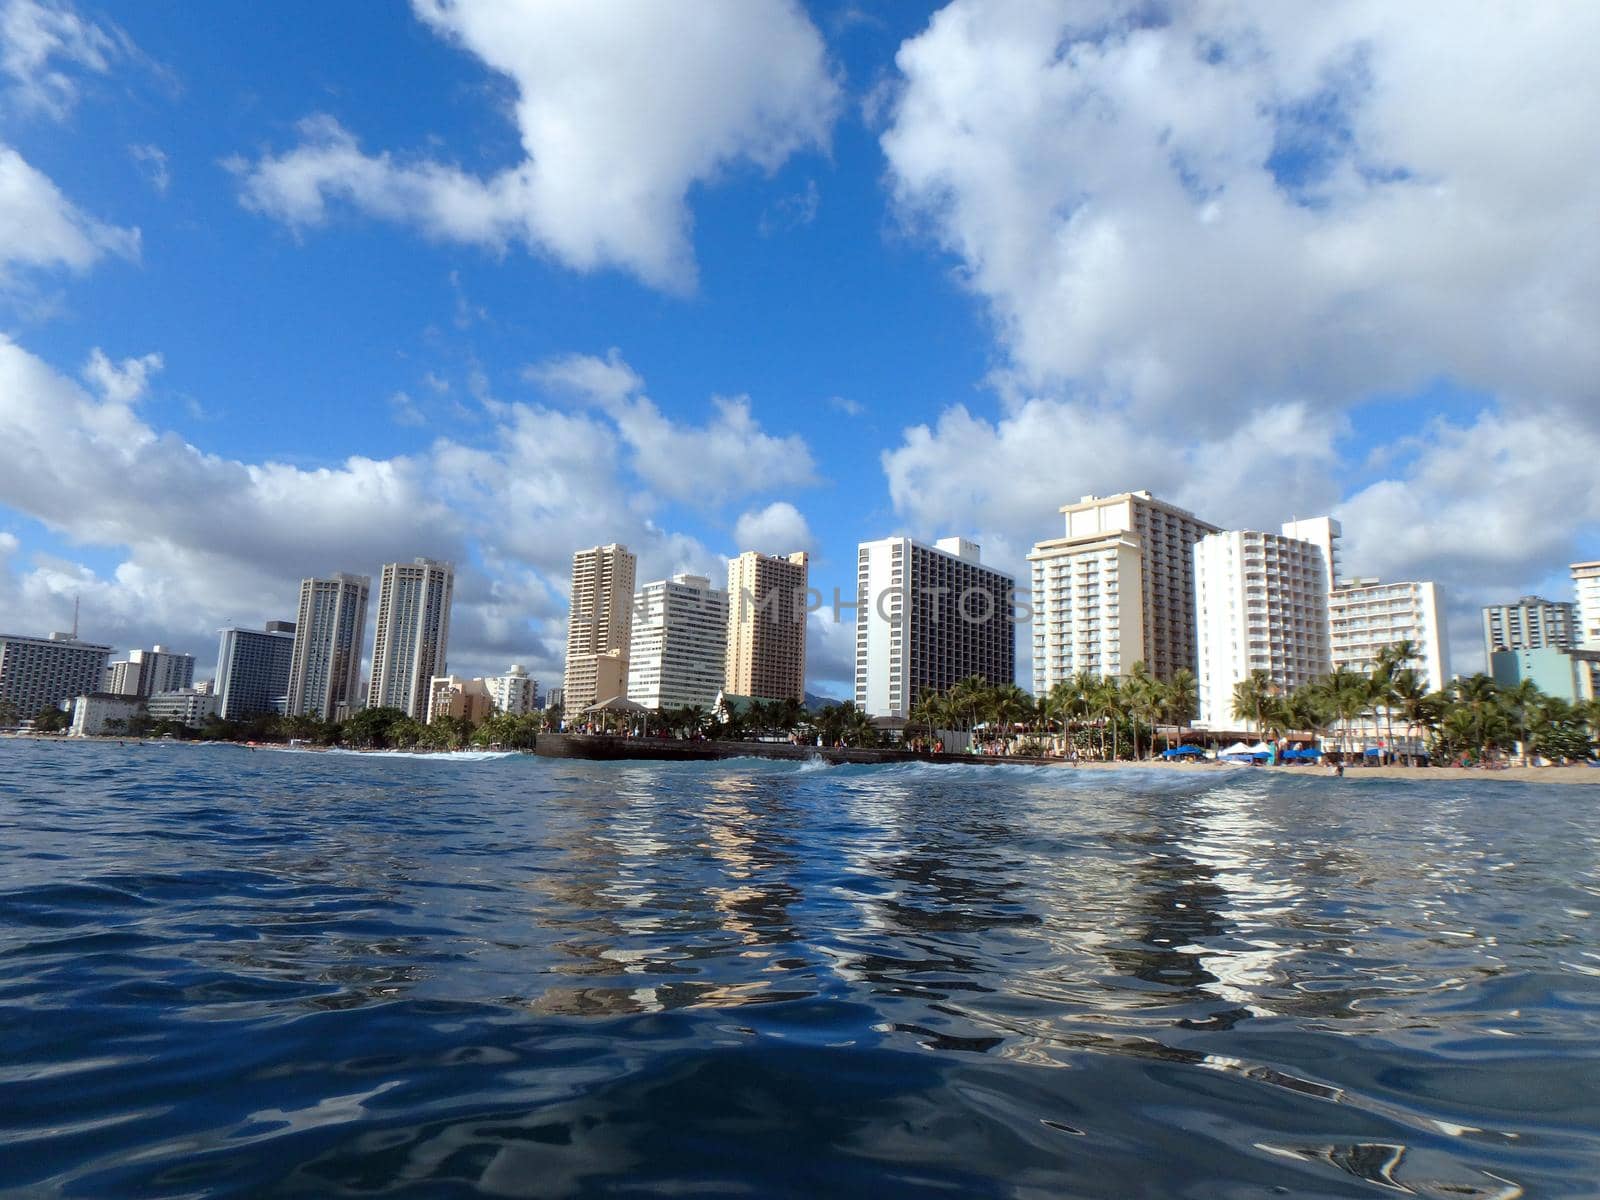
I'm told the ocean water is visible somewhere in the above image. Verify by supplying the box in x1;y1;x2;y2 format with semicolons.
2;741;1598;1198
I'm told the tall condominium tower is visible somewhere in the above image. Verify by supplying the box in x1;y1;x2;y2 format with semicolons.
1194;520;1338;728
1329;579;1450;692
627;573;729;710
215;621;297;720
0;631;112;719
1481;595;1577;660
1569;562;1600;649
368;558;455;719
856;536;1015;717
287;573;370;721
564;543;636;713
726;551;809;703
1028;491;1218;692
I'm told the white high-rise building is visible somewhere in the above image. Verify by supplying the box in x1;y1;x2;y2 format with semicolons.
1329;579;1450;692
130;646;194;696
0;632;113;721
104;658;143;696
1028;492;1218;693
484;665;538;715
627;573;729;710
564;544;636;713
856;536;1016;717
726;551;809;703
1571;561;1600;649
368;558;455;719
216;621;296;720
287;573;370;721
1194;520;1338;728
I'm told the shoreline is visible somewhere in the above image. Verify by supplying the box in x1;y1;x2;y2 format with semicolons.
7;731;1598;783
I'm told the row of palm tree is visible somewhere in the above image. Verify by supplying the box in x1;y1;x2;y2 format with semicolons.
1228;641;1600;764
905;668;1199;760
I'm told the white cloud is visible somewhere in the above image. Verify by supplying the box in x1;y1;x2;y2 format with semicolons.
525;350;817;508
128;143;169;194
0;336;819;685
233;0;840;290
0;0;124;118
0;144;139;280
875;1;1600;680
882;1;1600;422
82;347;162;405
733;501;815;556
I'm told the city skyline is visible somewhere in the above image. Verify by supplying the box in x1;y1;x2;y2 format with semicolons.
1;1;1598;702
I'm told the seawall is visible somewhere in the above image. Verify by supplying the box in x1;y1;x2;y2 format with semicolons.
534;733;1051;767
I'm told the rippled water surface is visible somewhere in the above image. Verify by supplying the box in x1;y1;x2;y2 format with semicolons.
3;740;1599;1197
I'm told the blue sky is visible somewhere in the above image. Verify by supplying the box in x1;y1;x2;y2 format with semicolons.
2;0;1597;696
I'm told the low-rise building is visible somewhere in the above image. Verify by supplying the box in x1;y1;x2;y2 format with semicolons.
427;675;494;724
146;689;220;728
70;692;145;736
1491;647;1600;704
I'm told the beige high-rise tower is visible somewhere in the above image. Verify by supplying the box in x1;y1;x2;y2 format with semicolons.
1029;491;1218;692
368;558;454;719
287;573;370;721
564;543;636;712
726;551;809;703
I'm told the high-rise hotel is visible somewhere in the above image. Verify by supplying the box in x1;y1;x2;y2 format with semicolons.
726;551;809;703
215;620;296;720
368;558;454;719
287;573;370;721
0;631;112;720
1028;491;1217;692
564;543;636;713
1574;561;1600;649
1328;579;1449;693
855;536;1015;718
1194;519;1338;728
627;573;729;710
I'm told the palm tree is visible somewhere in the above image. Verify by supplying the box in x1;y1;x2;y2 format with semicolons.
1451;674;1503;764
1322;668;1374;757
1163;669;1198;729
947;675;989;747
1230;669;1275;736
1502;678;1543;765
1094;675;1125;760
1123;662;1160;760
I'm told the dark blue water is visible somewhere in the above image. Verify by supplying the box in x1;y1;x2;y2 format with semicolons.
3;741;1598;1197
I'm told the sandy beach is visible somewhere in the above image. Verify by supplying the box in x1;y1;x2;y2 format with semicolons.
1058;758;1600;784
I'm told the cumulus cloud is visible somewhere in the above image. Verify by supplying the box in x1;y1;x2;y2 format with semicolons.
0;336;819;686
882;1;1600;420
0;144;139;281
232;0;840;290
525;350;817;507
875;0;1600;677
733;501;815;556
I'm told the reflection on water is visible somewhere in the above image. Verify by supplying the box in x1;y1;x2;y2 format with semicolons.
1;743;1598;1197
